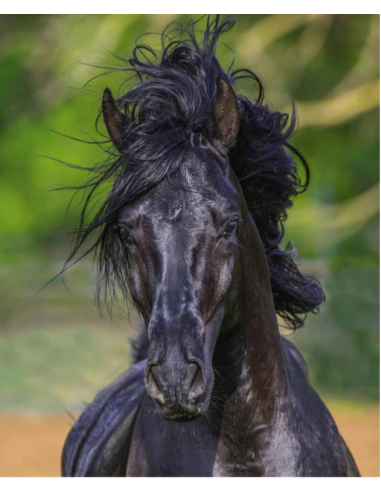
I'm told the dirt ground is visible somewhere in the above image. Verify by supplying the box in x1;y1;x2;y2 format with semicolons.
0;406;379;477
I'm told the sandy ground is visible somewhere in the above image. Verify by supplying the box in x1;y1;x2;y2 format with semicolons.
0;406;379;477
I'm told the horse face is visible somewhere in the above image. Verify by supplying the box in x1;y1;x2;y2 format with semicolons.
104;77;241;421
117;150;241;421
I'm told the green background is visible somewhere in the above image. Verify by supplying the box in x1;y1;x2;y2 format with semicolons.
0;14;379;412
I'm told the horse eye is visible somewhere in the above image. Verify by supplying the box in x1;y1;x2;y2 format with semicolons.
224;220;238;236
118;226;132;242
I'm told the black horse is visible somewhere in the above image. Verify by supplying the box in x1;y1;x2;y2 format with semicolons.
61;17;359;477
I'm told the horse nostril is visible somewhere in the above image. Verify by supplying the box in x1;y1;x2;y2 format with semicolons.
146;366;166;405
188;363;206;401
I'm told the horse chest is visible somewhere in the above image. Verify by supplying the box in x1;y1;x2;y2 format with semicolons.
212;413;303;477
126;395;220;477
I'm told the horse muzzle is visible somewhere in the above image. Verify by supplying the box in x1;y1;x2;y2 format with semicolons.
144;357;208;421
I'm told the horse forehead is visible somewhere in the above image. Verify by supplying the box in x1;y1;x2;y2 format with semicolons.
159;159;236;216
140;180;227;221
157;188;230;227
162;188;215;219
150;195;216;229
132;194;223;244
122;154;237;225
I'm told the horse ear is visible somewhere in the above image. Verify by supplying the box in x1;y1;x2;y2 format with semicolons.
213;78;240;148
102;88;127;152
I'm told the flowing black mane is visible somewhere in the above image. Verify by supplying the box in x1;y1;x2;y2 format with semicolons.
65;15;325;329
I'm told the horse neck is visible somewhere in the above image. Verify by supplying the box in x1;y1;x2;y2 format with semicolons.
216;200;288;422
245;213;287;388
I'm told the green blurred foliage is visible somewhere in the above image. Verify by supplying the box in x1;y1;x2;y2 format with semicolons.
0;14;379;409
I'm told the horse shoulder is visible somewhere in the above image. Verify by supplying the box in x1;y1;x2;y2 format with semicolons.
62;359;146;477
281;338;360;476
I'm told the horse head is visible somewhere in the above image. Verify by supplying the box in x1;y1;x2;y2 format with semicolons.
65;16;324;423
102;79;243;421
